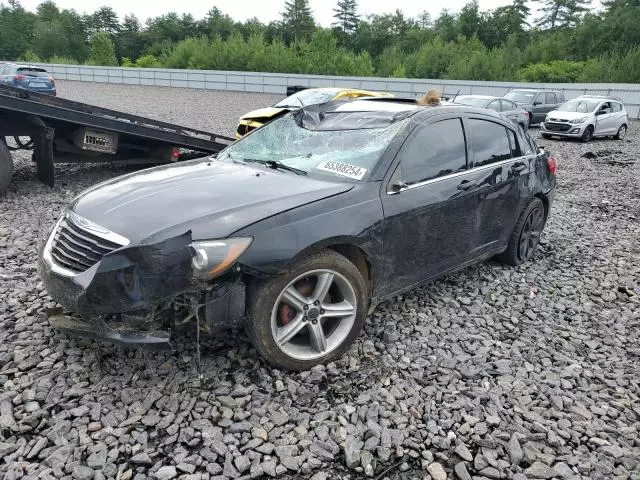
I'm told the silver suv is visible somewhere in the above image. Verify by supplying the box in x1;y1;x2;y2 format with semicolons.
541;96;628;142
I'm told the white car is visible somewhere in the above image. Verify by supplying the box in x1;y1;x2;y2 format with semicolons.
540;96;628;142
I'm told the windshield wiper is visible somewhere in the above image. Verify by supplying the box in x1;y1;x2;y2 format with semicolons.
243;158;307;176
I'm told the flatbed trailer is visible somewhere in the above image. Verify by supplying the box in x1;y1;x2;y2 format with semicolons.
0;83;234;194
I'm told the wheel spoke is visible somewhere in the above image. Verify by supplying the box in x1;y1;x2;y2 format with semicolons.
519;234;528;258
320;300;355;319
311;272;334;303
276;313;307;346
309;322;328;354
282;287;308;312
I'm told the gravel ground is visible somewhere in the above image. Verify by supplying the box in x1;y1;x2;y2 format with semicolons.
1;81;639;480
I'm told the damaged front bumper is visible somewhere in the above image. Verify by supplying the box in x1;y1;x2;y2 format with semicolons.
38;214;247;349
46;307;173;350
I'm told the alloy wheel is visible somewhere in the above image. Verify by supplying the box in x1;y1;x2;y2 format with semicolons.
617;125;627;139
270;269;358;361
518;206;544;261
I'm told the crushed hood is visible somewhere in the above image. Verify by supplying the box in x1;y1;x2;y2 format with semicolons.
69;159;353;244
240;106;289;121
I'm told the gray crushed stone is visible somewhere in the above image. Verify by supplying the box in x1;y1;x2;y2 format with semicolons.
0;81;639;479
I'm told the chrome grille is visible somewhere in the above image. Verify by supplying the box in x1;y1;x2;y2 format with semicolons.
49;215;126;274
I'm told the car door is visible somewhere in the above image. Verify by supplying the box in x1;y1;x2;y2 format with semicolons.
530;93;544;123
464;116;532;254
379;116;480;295
594;101;614;135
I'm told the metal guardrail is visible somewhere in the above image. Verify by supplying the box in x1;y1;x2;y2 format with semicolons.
32;63;640;119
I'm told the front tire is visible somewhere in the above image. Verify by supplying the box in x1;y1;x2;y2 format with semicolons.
581;125;594;143
245;250;368;371
499;197;546;266
615;124;627;140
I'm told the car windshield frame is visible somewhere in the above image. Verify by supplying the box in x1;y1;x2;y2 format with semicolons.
505;91;536;103
217;112;409;182
274;89;341;108
556;99;601;113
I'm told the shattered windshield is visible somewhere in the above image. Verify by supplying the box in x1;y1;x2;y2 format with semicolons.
218;114;407;181
274;89;340;108
557;99;599;113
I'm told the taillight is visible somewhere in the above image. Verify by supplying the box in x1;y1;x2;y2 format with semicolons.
14;74;25;81
548;156;557;175
171;147;180;160
49;75;55;81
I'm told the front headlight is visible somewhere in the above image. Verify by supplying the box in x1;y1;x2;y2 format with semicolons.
189;238;252;280
545;115;550;123
570;117;587;124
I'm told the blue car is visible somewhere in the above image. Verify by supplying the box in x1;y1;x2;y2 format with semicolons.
0;63;56;96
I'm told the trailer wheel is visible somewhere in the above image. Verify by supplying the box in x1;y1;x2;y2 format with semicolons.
5;136;34;151
0;139;14;195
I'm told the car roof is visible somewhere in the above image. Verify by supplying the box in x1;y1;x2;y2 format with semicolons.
294;98;506;131
576;95;623;102
457;94;495;99
509;88;559;93
10;64;48;70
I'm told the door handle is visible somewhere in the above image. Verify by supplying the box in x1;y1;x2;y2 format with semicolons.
457;180;478;191
511;163;527;174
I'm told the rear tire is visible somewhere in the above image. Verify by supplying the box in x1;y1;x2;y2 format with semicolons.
245;250;368;371
581;125;594;143
0;139;14;195
499;197;546;266
615;124;627;140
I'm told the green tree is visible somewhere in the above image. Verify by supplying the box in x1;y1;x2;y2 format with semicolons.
90;6;119;36
117;14;143;61
36;0;59;22
534;0;590;29
31;20;70;59
333;0;359;34
201;7;235;39
88;31;117;65
282;0;315;41
0;2;36;60
458;1;482;39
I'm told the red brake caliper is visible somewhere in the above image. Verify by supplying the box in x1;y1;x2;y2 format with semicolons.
279;277;315;326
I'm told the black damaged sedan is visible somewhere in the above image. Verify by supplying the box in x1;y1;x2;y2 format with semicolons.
39;98;556;371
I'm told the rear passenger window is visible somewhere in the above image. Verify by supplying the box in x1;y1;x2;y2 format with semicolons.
468;119;512;168
545;92;556;104
399;118;467;184
500;100;515;111
507;129;521;157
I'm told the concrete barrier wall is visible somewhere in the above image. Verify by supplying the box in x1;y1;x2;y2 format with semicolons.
37;63;640;118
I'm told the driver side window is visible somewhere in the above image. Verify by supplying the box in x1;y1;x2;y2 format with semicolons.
397;118;467;185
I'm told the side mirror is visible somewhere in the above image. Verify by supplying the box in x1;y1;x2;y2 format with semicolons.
389;180;409;194
596;109;606;116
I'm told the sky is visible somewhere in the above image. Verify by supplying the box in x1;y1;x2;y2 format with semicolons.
17;0;522;25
